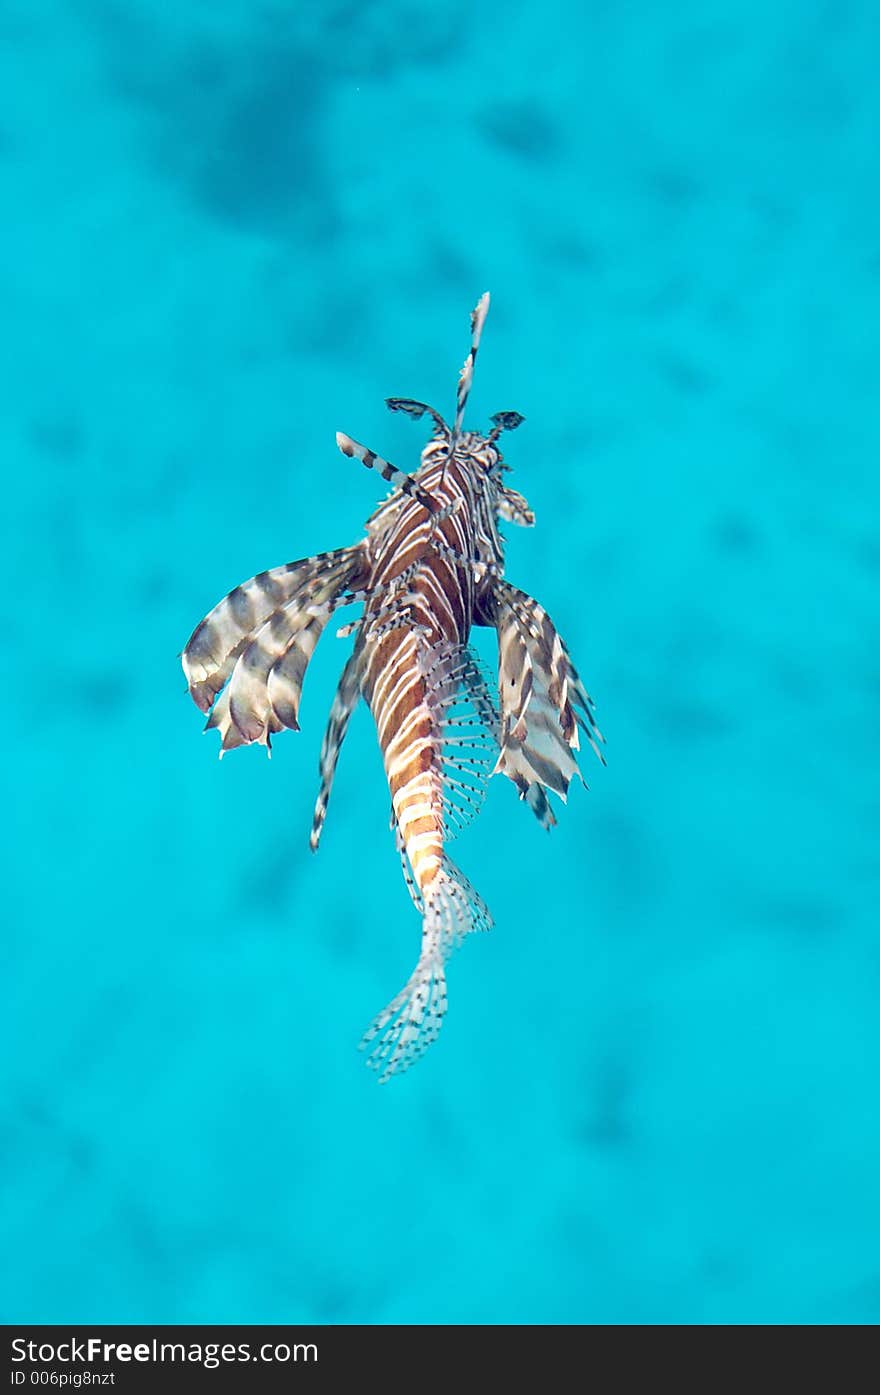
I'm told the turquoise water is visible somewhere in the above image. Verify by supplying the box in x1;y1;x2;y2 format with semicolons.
2;1;878;1324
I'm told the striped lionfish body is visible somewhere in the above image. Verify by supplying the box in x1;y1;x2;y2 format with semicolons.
182;295;604;1082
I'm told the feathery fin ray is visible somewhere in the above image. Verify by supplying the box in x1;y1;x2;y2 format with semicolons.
360;852;492;1082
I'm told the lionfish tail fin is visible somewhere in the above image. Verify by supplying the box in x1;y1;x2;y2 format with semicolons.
360;855;492;1083
359;947;448;1085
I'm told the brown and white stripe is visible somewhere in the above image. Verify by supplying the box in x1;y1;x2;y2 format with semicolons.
180;292;605;1083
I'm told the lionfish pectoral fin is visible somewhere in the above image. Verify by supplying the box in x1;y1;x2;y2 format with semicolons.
360;853;491;1083
309;650;363;851
182;543;368;753
479;578;604;825
496;484;535;528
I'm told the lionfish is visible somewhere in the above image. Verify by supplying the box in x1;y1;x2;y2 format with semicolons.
181;294;604;1082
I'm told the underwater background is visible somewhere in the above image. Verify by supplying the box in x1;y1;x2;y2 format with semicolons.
2;0;878;1325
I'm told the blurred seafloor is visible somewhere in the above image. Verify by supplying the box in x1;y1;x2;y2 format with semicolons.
1;0;878;1323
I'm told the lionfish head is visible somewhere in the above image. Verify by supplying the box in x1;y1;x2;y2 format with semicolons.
386;292;526;480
